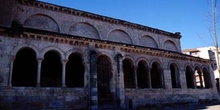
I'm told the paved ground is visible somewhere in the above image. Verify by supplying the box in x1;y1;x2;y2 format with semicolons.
147;104;220;110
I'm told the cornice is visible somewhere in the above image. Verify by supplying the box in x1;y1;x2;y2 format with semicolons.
15;0;181;39
0;27;209;64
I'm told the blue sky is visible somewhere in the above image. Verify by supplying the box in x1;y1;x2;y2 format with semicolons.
39;0;220;49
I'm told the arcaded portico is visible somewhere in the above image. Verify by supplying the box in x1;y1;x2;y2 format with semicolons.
0;0;219;109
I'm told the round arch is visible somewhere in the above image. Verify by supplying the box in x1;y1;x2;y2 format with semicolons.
163;40;178;51
107;29;133;44
65;48;84;60
135;57;149;67
23;14;60;32
10;44;39;58
140;35;158;48
69;22;100;39
40;46;65;60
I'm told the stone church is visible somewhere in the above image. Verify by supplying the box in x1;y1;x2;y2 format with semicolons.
0;0;219;109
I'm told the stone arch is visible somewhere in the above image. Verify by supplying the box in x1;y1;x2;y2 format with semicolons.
69;22;100;39
123;58;135;88
108;29;132;44
123;55;135;64
140;35;158;48
12;47;38;87
163;40;178;51
168;61;181;88
185;65;195;88
10;44;39;58
149;59;162;68
97;52;114;65
150;60;163;88
135;57;149;67
137;60;149;88
23;14;60;32
65;48;84;60
40;46;65;60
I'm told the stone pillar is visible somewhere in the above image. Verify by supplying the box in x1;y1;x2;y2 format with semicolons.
163;68;172;89
115;54;125;108
147;68;152;88
134;65;138;88
179;70;187;89
89;50;98;110
61;59;68;87
198;72;204;88
8;56;15;87
36;58;43;87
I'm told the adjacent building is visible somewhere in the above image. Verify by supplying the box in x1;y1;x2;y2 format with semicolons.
0;0;219;109
182;46;219;80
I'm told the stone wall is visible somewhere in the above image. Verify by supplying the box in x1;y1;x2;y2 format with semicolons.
11;0;182;52
125;89;219;109
0;87;88;109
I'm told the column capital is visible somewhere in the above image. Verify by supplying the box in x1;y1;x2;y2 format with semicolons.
37;57;44;61
61;59;68;64
10;56;16;61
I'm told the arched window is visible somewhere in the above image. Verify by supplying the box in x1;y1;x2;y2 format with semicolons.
12;48;37;87
170;63;181;88
66;53;84;87
41;51;62;87
123;59;135;88
137;61;148;88
151;62;163;88
185;66;194;88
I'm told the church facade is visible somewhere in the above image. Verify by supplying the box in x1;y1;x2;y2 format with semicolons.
0;0;219;109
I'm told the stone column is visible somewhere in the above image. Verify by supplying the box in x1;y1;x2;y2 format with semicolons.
179;70;187;89
147;68;152;88
198;72;204;88
134;65;138;88
36;58;43;87
61;59;68;87
115;54;125;108
163;68;171;89
8;56;15;87
89;50;98;110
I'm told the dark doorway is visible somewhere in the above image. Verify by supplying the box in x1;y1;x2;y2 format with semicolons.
185;66;194;88
123;59;135;88
41;51;62;87
66;53;84;87
97;55;113;106
137;61;148;88
12;48;37;87
151;62;162;88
